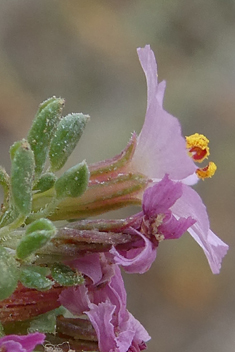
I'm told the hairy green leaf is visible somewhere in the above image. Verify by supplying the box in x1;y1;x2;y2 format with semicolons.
55;160;89;199
27;97;64;178
50;113;89;171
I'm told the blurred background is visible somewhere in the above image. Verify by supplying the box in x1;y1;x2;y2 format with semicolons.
0;1;234;351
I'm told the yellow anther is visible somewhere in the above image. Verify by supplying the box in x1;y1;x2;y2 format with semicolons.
186;133;216;179
196;162;217;180
186;133;210;162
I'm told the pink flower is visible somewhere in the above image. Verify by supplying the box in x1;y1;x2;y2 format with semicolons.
0;333;45;352
110;175;195;273
129;45;228;274
51;45;228;274
60;263;150;352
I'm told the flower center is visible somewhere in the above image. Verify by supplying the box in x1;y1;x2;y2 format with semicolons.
186;133;217;179
140;215;165;245
151;215;164;234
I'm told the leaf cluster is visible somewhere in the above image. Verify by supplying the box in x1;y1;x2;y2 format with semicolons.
0;97;89;301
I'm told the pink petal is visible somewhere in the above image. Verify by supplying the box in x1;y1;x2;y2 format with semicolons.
68;253;115;286
0;341;25;352
59;284;90;316
132;98;196;181
67;253;103;284
110;229;156;274
137;45;166;109
159;213;195;240
116;328;136;352
0;333;45;352
143;175;182;216
116;313;150;352
89;265;128;326
156;80;166;107
128;312;151;345
86;302;117;352
137;45;160;108
131;45;196;181
171;184;229;273
108;265;127;311
188;228;229;274
182;173;199;186
86;304;149;352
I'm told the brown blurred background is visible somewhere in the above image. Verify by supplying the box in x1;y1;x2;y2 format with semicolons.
0;1;234;351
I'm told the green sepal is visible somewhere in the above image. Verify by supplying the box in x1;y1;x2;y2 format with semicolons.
51;263;84;286
33;173;57;193
27;97;64;178
10;139;35;216
55;160;89;199
25;218;56;235
90;132;137;178
49;172;147;221
0;245;19;300
28;306;66;334
16;230;54;259
19;265;52;291
49;113;89;171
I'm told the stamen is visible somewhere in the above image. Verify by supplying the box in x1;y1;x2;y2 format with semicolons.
152;214;164;234
186;133;217;179
186;133;210;162
196;162;217;180
155;234;165;242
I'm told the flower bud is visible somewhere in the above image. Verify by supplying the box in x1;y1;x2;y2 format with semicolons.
50;113;89;171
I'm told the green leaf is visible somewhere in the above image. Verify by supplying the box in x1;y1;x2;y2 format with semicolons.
10;139;35;216
0;322;5;337
25;218;56;235
0;206;19;228
0;246;19;300
49;113;89;171
55;160;89;199
19;265;52;291
9;140;22;160
27;97;64;178
28;307;65;334
33;173;57;193
16;230;54;259
0;167;10;205
51;263;84;286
